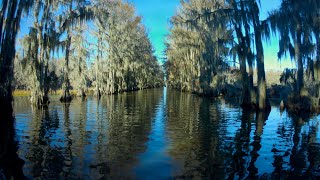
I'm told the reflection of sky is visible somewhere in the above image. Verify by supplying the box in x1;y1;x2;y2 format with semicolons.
134;88;174;179
255;107;320;175
12;91;320;178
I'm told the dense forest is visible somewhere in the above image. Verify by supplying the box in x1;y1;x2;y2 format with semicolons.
11;0;164;106
2;0;319;111
165;0;320;112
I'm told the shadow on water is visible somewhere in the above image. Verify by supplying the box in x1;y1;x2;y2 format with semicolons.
11;88;320;178
0;101;25;179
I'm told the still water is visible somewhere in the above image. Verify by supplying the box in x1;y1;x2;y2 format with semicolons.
13;88;320;179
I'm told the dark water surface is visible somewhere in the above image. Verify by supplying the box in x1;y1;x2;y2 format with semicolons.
13;88;320;179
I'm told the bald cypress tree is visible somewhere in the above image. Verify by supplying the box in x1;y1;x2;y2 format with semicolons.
20;0;60;107
166;0;232;95
166;0;273;110
59;0;94;102
69;26;89;97
269;0;319;96
91;0;163;95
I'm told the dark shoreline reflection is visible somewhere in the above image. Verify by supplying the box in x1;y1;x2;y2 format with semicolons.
0;102;25;179
12;88;320;178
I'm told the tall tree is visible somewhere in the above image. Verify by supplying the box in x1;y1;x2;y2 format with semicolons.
0;0;32;178
248;0;268;110
167;0;271;110
166;0;232;95
70;26;89;97
59;0;93;102
269;0;318;95
21;0;60;107
92;0;163;95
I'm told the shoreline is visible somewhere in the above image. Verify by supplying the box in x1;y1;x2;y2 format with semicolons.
12;86;164;97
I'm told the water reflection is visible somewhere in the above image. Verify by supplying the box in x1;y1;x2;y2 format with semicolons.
134;87;175;179
0;103;25;179
12;88;320;178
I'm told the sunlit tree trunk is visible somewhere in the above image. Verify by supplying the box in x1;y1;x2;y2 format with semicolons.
43;48;50;103
95;30;101;97
240;0;253;90
235;26;250;107
95;58;100;96
252;1;267;110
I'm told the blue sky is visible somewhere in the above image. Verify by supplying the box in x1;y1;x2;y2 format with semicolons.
130;0;180;63
131;0;294;70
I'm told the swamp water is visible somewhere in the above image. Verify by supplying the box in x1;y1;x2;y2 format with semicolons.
12;88;320;179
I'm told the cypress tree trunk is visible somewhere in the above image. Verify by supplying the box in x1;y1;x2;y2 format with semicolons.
29;3;51;107
255;29;267;110
60;32;72;102
0;0;25;178
77;64;86;98
95;32;101;98
41;57;50;106
95;56;101;97
247;57;254;89
251;1;268;111
0;0;8;44
235;26;251;107
295;24;304;95
77;88;86;97
60;2;75;102
240;53;251;107
41;21;50;106
241;0;254;90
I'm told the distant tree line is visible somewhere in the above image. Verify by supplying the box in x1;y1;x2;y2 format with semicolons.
11;0;164;107
165;0;320;111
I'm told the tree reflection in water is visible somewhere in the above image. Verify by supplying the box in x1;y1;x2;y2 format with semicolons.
0;104;25;179
11;88;320;178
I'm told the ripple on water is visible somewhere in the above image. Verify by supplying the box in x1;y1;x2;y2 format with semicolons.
12;89;320;179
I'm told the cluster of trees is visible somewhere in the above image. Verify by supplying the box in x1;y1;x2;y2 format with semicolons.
12;0;164;107
165;0;320;111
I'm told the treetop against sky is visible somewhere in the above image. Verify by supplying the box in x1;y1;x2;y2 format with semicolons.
131;0;294;70
18;0;295;70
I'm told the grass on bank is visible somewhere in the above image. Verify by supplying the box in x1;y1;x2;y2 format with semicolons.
13;89;80;97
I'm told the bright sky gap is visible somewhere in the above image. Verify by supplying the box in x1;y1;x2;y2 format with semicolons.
131;0;294;70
